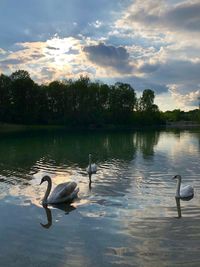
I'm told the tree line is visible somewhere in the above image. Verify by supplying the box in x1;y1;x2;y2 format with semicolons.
0;69;169;127
163;109;200;123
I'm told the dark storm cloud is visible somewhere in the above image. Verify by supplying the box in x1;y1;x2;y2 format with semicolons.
150;59;200;86
125;76;169;94
165;1;200;32
128;1;200;33
105;75;169;95
83;43;133;73
139;63;160;73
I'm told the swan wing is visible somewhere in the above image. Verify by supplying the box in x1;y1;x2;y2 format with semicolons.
49;188;79;204
63;187;79;202
180;185;194;198
48;182;77;203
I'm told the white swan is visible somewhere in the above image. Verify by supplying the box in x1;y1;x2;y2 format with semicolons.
86;154;97;175
40;175;79;205
172;175;194;199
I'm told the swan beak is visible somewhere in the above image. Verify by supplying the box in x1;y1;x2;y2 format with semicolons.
172;176;176;180
40;179;44;185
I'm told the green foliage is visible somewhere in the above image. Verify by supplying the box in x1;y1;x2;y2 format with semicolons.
0;70;164;127
163;109;200;123
137;89;156;112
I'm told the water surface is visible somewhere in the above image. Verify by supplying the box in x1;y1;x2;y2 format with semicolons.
0;129;200;267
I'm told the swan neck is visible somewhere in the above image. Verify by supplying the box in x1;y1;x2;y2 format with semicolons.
89;155;92;170
43;178;52;204
176;177;181;197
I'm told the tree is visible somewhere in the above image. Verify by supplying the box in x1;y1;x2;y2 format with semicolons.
136;89;162;125
109;82;136;124
0;74;12;122
137;89;156;112
9;70;37;123
0;70;164;127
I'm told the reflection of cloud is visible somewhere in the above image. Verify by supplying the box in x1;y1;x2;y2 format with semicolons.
156;131;200;158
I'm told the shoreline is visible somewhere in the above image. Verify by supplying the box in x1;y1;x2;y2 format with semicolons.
165;121;200;128
0;122;200;134
0;123;164;133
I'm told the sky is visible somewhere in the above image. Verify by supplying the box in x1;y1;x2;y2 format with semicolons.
0;0;200;111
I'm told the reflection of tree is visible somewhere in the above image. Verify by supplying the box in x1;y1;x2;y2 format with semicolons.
0;129;161;180
133;131;160;157
194;131;200;151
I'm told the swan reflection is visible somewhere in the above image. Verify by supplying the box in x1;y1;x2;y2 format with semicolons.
40;204;76;229
175;197;182;218
41;206;52;229
88;173;92;190
175;194;194;218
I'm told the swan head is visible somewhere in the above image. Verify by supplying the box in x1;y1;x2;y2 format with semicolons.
40;175;51;185
172;175;182;180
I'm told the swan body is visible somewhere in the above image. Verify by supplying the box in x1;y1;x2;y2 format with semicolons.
40;175;79;205
86;163;97;174
172;175;194;199
86;154;97;175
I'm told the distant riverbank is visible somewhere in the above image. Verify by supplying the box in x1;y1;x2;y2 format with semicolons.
166;121;200;128
0;123;68;133
0;122;164;133
1;121;200;134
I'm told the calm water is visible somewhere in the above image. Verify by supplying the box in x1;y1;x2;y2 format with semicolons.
0;128;200;267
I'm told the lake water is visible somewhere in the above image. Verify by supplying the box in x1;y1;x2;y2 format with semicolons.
0;128;200;267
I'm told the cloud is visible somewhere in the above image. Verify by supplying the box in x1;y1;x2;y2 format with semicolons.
170;85;200;109
66;48;79;55
102;73;169;95
145;59;200;87
46;46;60;50
0;0;129;48
163;1;200;33
113;0;200;110
138;62;160;73
0;59;23;65
120;0;200;34
83;43;134;73
0;0;200;110
0;48;7;55
0;37;98;82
